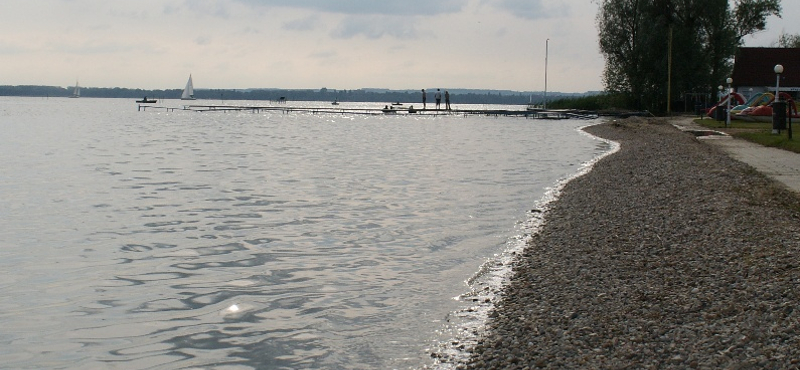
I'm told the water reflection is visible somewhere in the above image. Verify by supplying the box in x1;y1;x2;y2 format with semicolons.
0;98;608;369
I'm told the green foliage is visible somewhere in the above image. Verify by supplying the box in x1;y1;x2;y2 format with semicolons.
546;93;630;111
696;118;800;153
777;33;800;48
735;131;800;153
733;0;782;39
597;0;782;114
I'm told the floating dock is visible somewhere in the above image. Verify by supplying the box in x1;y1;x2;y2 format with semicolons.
138;104;600;120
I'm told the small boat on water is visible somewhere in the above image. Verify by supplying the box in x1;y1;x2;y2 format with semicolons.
136;96;157;104
181;74;196;100
70;80;80;98
331;100;339;105
526;105;543;112
391;102;403;106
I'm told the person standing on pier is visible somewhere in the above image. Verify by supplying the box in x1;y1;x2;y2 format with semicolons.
421;89;427;109
435;89;442;109
445;90;451;110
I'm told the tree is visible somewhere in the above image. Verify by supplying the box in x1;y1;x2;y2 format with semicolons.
596;0;781;114
596;0;646;102
777;33;800;48
733;0;782;39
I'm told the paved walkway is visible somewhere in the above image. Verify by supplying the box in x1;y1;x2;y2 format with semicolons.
672;117;800;194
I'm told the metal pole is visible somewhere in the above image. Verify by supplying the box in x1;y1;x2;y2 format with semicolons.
544;39;548;110
726;81;731;128
774;65;783;134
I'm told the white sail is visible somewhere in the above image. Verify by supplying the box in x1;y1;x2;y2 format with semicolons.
70;80;80;98
181;74;195;100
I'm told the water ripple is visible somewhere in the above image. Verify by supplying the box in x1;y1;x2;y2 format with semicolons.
0;98;607;370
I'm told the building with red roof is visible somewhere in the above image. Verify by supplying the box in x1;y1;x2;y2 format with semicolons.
731;47;800;99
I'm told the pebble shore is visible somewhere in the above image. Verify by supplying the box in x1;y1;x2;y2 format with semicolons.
465;118;800;369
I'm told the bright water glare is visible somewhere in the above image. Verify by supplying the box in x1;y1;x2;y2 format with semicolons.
0;97;610;369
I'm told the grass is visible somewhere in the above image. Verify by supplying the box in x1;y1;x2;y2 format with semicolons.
695;117;800;154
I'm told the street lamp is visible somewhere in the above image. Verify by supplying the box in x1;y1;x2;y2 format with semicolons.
774;64;792;139
774;64;785;135
726;77;733;128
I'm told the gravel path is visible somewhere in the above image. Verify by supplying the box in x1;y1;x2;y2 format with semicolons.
465;118;800;369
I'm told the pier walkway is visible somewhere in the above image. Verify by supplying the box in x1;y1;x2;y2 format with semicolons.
137;103;600;120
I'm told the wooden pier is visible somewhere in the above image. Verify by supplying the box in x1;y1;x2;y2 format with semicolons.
137;104;600;120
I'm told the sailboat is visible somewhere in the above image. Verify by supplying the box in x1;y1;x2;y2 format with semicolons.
181;74;196;100
526;39;549;111
70;80;80;98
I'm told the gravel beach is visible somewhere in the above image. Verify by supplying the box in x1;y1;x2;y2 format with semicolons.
465;118;800;369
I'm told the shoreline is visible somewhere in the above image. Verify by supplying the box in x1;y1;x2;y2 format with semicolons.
463;117;800;368
425;123;620;368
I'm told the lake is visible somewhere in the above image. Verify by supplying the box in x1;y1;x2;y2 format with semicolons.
0;97;611;369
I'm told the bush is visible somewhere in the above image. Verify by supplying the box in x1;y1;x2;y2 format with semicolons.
546;93;631;111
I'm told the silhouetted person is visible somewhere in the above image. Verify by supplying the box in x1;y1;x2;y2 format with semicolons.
421;89;427;109
445;90;451;110
435;89;442;109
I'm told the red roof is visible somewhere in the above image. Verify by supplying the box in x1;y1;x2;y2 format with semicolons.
731;48;800;88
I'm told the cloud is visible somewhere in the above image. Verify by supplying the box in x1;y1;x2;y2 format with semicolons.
331;16;419;39
0;41;29;55
241;26;260;34
310;50;337;59
283;15;320;31
489;0;569;20
45;39;163;55
163;4;179;15
235;0;465;16
179;0;232;18
195;36;212;45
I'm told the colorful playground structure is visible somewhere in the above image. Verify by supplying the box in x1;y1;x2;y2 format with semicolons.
707;91;799;122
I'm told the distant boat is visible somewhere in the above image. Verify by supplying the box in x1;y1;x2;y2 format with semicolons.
70;80;80;98
136;96;157;104
181;74;196;100
332;100;339;105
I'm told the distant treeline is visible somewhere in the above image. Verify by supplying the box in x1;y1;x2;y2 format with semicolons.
547;92;700;114
0;85;596;106
547;94;628;111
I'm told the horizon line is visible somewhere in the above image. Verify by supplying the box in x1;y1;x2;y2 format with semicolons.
1;83;602;95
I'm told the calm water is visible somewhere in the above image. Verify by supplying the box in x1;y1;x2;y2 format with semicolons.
0;97;610;369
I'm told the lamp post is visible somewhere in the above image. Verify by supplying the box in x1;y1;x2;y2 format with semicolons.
718;85;724;122
774;64;785;135
726;77;733;128
774;64;793;139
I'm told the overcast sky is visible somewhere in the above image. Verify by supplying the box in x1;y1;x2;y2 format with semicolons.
0;0;797;93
